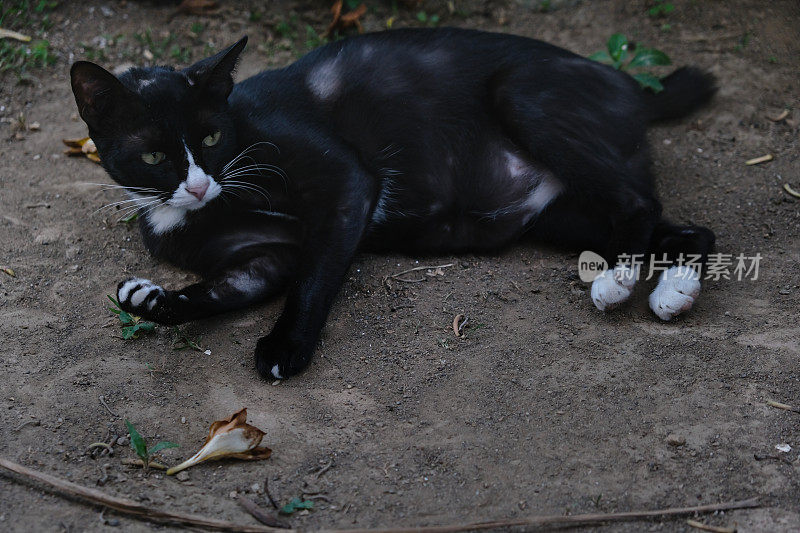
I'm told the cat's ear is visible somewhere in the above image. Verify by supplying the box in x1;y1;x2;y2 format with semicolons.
71;61;136;132
183;36;247;101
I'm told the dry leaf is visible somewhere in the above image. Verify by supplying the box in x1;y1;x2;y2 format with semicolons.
166;408;271;475
1;267;15;277
324;0;367;38
62;137;101;164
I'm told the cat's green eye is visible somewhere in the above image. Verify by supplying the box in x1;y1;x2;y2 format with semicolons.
203;131;222;147
141;151;165;165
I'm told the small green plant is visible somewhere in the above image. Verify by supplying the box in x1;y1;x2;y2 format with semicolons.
304;25;327;50
767;55;778;64
134;28;176;60
125;419;178;470
0;0;59;74
280;498;314;515
648;0;675;17
734;31;751;52
189;22;205;36
172;326;205;352
170;44;191;64
416;11;440;27
107;295;156;339
589;33;671;92
119;212;139;224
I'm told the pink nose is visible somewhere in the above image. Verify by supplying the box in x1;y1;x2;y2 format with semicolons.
186;182;209;201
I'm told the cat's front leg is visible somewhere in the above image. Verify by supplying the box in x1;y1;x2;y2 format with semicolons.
116;256;291;325
254;162;376;380
116;277;180;324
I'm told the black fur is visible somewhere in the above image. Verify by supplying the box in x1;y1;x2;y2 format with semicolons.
70;28;716;380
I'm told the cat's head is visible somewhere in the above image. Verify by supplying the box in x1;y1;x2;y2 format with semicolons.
70;37;248;233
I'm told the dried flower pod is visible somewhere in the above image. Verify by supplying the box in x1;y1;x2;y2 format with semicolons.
166;408;271;475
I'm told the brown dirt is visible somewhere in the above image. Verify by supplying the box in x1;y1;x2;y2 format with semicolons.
1;0;799;531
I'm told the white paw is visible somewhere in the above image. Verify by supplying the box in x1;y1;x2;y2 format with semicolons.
271;364;283;379
649;266;701;320
591;265;638;312
118;277;165;312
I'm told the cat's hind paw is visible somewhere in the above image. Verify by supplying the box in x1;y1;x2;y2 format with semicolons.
649;266;701;320
117;277;166;316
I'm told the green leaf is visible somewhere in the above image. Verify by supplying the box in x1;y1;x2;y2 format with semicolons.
125;420;149;461
118;310;134;325
121;325;138;339
280;498;315;515
632;72;664;92
120;212;139;224
147;441;179;455
628;48;671;68
588;50;612;64
607;33;628;61
138;321;156;332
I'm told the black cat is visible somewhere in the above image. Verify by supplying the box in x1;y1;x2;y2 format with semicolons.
70;28;716;380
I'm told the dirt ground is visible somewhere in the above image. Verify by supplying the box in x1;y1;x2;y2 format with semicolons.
1;0;799;531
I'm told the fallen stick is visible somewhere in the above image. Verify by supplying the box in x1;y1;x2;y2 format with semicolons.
0;458;283;532
323;498;760;533
0;457;760;533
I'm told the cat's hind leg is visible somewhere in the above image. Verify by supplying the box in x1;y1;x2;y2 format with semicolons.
646;221;715;320
491;64;661;313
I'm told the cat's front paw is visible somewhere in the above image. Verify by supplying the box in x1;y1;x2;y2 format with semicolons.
117;277;168;321
254;333;310;380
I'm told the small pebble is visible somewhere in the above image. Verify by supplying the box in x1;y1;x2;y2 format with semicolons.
203;349;211;355
116;437;129;446
229;491;238;499
176;471;190;482
250;482;261;493
666;434;686;446
181;417;186;424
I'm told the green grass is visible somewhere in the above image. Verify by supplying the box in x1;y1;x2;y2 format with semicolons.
0;0;59;74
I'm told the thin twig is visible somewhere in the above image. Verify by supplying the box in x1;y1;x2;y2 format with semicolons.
686;518;736;533
766;399;800;413
385;263;455;283
744;154;773;166
87;442;114;454
782;183;800;199
314;459;334;479
238;495;289;528
0;458;760;533
264;477;280;510
98;395;118;417
319;498;760;533
753;453;794;465
120;458;168;471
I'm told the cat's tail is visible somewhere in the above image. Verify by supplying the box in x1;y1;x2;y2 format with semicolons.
644;67;717;122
